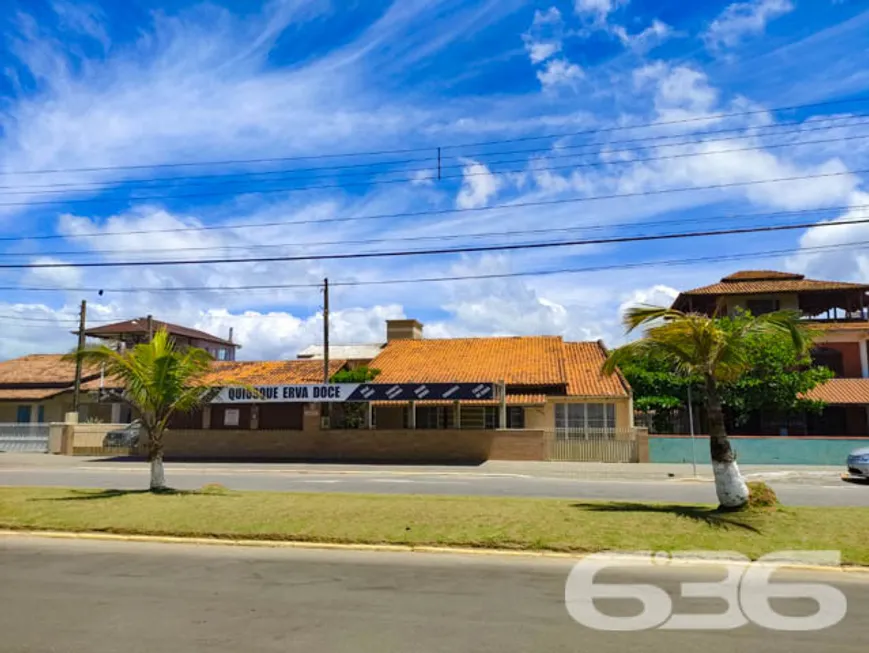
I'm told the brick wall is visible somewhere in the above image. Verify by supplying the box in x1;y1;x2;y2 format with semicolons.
149;428;547;463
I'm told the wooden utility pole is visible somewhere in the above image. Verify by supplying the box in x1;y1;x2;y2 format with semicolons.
72;300;87;413
146;314;153;342
323;278;330;384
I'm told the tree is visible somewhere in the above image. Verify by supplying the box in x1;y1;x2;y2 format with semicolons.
717;315;831;429
603;306;810;509
67;329;213;491
329;366;381;429
622;316;831;433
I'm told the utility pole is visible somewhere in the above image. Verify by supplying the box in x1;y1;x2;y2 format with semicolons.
146;314;153;342
323;278;330;384
321;278;331;429
72;300;87;414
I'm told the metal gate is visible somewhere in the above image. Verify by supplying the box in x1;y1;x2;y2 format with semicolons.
546;429;638;462
0;423;50;453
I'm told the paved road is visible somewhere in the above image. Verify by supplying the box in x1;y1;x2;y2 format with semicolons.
2;463;868;506
2;537;868;652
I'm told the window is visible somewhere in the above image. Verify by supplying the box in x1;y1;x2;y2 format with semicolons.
812;347;845;376
507;406;525;429
16;405;31;423
37;405;45;423
416;406;446;429
746;298;780;315
554;403;616;438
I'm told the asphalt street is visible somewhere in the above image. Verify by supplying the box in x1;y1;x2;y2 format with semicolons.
2;463;868;506
2;536;868;652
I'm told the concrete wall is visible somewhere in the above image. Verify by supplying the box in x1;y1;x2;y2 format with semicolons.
148;428;547;463
0;395;70;423
0;395;125;424
71;423;130;449
649;435;869;465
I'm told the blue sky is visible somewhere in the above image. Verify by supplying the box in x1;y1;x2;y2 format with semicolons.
1;0;868;359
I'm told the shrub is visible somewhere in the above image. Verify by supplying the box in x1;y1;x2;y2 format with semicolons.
746;481;779;509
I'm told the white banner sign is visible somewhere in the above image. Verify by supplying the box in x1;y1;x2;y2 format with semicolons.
212;384;360;403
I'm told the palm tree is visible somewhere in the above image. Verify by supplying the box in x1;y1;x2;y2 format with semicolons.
68;329;213;491
602;306;808;509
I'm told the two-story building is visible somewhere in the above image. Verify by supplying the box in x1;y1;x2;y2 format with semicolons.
0;317;239;424
84;317;239;361
671;270;869;435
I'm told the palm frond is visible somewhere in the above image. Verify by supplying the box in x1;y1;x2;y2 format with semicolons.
621;305;687;333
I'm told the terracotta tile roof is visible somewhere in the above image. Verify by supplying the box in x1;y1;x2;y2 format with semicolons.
564;342;629;397
370;394;548;407
0;388;67;401
0;354;100;386
196;359;347;386
80;359;349;391
722;270;804;281
803;378;869;404
369;337;628;397
676;270;869;297
84;318;236;347
370;336;567;386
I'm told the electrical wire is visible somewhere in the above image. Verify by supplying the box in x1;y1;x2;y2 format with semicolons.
5;204;866;260
2;129;867;203
4;114;865;195
1;211;867;270
1;167;865;244
1;96;866;177
0;239;864;303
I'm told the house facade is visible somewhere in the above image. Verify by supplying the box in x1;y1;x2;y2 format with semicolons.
672;270;869;435
137;318;635;462
0;317;240;424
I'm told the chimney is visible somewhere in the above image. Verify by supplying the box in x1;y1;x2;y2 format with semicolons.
386;319;424;341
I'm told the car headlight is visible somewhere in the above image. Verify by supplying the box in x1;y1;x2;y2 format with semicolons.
848;455;869;464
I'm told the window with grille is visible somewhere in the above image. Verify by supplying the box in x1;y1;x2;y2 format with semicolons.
554;403;616;438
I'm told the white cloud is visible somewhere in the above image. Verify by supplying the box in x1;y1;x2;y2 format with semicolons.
24;257;84;289
633;62;720;122
704;0;794;51
612;19;673;53
618;284;679;315
51;1;110;50
537;58;584;90
789;192;869;284
523;7;564;64
574;0;627;22
456;160;502;209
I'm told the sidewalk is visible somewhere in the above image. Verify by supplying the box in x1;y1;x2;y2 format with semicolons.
0;452;843;483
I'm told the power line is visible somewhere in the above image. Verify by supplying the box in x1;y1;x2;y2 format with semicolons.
4;115;865;196
0;239;863;302
1;167;865;244
2;210;867;270
1;96;866;178
5;204;865;260
2;129;867;205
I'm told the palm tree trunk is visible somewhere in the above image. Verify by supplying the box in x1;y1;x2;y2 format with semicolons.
148;428;166;491
705;375;749;509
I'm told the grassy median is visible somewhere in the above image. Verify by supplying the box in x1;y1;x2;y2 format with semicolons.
1;486;868;564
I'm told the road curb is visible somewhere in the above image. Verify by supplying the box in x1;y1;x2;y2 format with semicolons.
3;529;869;574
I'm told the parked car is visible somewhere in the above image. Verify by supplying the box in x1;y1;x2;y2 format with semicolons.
844;446;869;482
102;421;142;448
